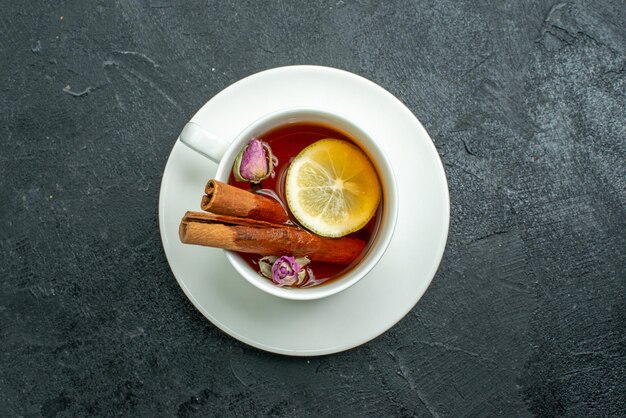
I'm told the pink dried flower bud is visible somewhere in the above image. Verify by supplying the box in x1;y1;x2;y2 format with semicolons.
232;138;277;183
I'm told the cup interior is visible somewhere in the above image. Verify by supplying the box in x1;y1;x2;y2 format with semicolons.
215;108;398;300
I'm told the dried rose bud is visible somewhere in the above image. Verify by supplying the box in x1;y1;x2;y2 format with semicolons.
232;138;277;183
258;255;310;287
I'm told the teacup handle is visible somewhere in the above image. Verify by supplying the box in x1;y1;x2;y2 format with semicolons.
179;121;230;163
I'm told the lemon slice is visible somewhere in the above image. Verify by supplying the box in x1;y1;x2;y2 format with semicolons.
285;138;381;237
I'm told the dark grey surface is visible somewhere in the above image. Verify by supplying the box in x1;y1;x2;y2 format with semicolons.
1;0;624;416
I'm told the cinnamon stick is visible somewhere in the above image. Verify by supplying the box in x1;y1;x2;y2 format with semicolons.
179;211;365;265
201;180;289;224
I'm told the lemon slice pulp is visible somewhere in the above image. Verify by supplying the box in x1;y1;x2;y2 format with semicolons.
285;138;381;238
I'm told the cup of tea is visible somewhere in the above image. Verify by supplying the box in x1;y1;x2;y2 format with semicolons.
179;108;398;300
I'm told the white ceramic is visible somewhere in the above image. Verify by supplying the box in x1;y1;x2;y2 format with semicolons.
178;108;398;300
159;65;449;355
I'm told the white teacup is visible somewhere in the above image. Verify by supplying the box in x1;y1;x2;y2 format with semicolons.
179;108;398;300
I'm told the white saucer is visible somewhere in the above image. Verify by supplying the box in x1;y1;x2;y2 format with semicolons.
159;66;449;356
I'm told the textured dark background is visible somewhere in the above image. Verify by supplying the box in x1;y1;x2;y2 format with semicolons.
1;0;624;416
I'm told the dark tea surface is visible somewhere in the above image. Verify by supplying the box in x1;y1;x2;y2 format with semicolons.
228;122;381;287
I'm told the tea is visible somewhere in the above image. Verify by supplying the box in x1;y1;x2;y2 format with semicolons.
228;121;382;287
